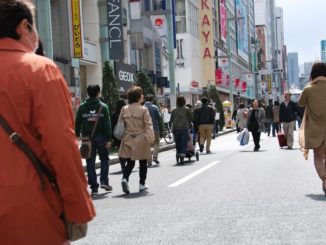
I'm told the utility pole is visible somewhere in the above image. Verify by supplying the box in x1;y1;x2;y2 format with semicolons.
165;0;176;107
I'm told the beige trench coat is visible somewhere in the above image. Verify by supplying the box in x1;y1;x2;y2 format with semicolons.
298;76;326;149
118;103;155;160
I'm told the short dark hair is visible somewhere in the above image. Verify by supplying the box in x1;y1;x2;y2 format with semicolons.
274;101;280;106
310;62;326;81
35;40;45;56
145;94;154;102
176;96;186;107
87;84;101;98
239;103;245;109
127;86;143;104
201;97;208;105
0;0;35;40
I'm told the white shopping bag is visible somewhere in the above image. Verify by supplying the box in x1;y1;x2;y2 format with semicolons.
237;128;249;146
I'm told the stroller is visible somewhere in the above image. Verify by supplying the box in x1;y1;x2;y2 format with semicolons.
176;126;199;164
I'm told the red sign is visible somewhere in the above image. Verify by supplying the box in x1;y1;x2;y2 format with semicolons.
191;81;199;88
241;81;247;92
234;78;240;88
215;69;222;85
155;18;164;27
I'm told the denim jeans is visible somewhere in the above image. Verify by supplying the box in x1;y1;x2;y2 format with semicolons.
173;129;188;156
86;134;109;191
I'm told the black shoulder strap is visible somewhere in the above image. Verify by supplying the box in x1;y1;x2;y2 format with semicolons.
90;104;103;138
0;115;57;191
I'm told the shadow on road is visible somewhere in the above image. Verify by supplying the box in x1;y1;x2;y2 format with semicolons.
306;194;326;201
111;191;154;199
172;161;196;167
239;150;268;153
92;192;110;201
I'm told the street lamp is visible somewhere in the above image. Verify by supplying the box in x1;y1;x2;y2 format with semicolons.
226;16;244;110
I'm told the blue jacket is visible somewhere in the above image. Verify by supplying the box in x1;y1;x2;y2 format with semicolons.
144;102;160;132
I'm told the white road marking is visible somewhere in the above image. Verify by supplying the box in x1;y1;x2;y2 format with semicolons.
167;161;220;188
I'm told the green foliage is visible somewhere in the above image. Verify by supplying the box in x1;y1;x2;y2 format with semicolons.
134;70;155;97
102;61;119;113
207;85;225;131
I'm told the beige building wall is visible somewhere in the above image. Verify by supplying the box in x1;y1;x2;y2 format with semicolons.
199;0;215;88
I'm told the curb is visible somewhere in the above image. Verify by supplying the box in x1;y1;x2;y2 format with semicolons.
84;128;236;171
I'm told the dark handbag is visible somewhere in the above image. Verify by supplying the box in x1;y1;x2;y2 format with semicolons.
80;105;103;159
0;115;87;241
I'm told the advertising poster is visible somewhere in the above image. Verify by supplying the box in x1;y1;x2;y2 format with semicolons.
235;0;249;62
219;0;227;42
71;0;83;58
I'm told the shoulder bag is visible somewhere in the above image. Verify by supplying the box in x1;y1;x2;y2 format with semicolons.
80;105;103;159
0;115;87;241
113;107;125;141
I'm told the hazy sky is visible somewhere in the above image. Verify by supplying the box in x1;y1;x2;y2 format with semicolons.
275;0;326;65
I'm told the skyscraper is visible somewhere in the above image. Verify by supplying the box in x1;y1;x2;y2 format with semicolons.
287;53;299;89
321;40;326;63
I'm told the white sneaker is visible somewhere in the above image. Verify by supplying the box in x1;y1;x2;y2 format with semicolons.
139;184;149;192
121;179;130;194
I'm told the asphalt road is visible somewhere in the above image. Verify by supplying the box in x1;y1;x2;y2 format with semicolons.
75;131;326;245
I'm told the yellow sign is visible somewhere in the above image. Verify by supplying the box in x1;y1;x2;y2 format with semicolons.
199;0;215;87
267;74;272;93
71;0;83;58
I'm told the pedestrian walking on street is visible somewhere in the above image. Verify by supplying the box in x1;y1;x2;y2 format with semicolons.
265;99;274;136
236;103;248;131
111;99;127;171
119;86;154;194
144;94;161;167
0;1;95;243
194;97;216;153
247;100;266;151
272;101;280;136
279;91;297;149
298;62;326;194
170;96;193;164
76;85;113;196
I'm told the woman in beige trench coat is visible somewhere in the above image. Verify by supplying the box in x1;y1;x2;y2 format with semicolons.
118;86;154;194
298;62;326;194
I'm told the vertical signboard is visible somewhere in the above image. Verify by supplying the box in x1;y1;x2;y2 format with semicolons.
219;0;227;42
235;0;249;62
200;0;215;86
107;0;124;60
71;0;83;58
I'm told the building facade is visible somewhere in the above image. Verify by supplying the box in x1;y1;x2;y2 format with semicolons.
321;40;326;63
287;52;299;89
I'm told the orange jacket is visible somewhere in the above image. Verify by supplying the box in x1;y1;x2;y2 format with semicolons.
0;38;95;245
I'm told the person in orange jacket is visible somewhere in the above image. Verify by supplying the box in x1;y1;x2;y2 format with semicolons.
0;1;95;244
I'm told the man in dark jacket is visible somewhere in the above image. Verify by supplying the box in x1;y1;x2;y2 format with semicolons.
279;91;297;149
75;84;112;196
194;97;216;153
144;95;161;166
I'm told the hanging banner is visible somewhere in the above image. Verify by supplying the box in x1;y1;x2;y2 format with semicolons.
219;0;227;42
107;0;124;60
235;0;249;62
71;0;83;58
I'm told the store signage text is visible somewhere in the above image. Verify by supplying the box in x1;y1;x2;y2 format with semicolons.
107;0;124;60
201;0;212;59
119;70;134;82
71;0;83;58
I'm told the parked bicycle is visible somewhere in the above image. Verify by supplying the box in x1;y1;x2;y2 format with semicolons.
162;123;174;144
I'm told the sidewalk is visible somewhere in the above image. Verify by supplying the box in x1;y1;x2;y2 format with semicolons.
81;128;236;170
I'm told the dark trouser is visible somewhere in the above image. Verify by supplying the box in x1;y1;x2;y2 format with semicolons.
123;159;147;185
272;122;280;136
266;120;274;135
251;130;261;149
86;135;109;191
173;129;188;156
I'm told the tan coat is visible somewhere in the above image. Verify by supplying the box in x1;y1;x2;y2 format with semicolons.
298;76;326;149
118;103;154;160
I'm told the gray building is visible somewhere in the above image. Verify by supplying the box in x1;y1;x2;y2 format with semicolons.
304;62;313;77
287;52;299;89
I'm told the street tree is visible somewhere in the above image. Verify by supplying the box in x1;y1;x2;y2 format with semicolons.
134;70;155;97
102;61;119;113
207;85;225;130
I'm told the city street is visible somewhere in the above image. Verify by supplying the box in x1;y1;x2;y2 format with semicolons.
76;131;326;245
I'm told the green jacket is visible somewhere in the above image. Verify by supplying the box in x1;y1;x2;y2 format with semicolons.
75;98;112;141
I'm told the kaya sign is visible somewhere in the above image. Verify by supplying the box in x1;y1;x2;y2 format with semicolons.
200;0;215;86
107;0;124;60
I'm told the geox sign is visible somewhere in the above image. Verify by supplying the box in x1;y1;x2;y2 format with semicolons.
107;0;124;60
